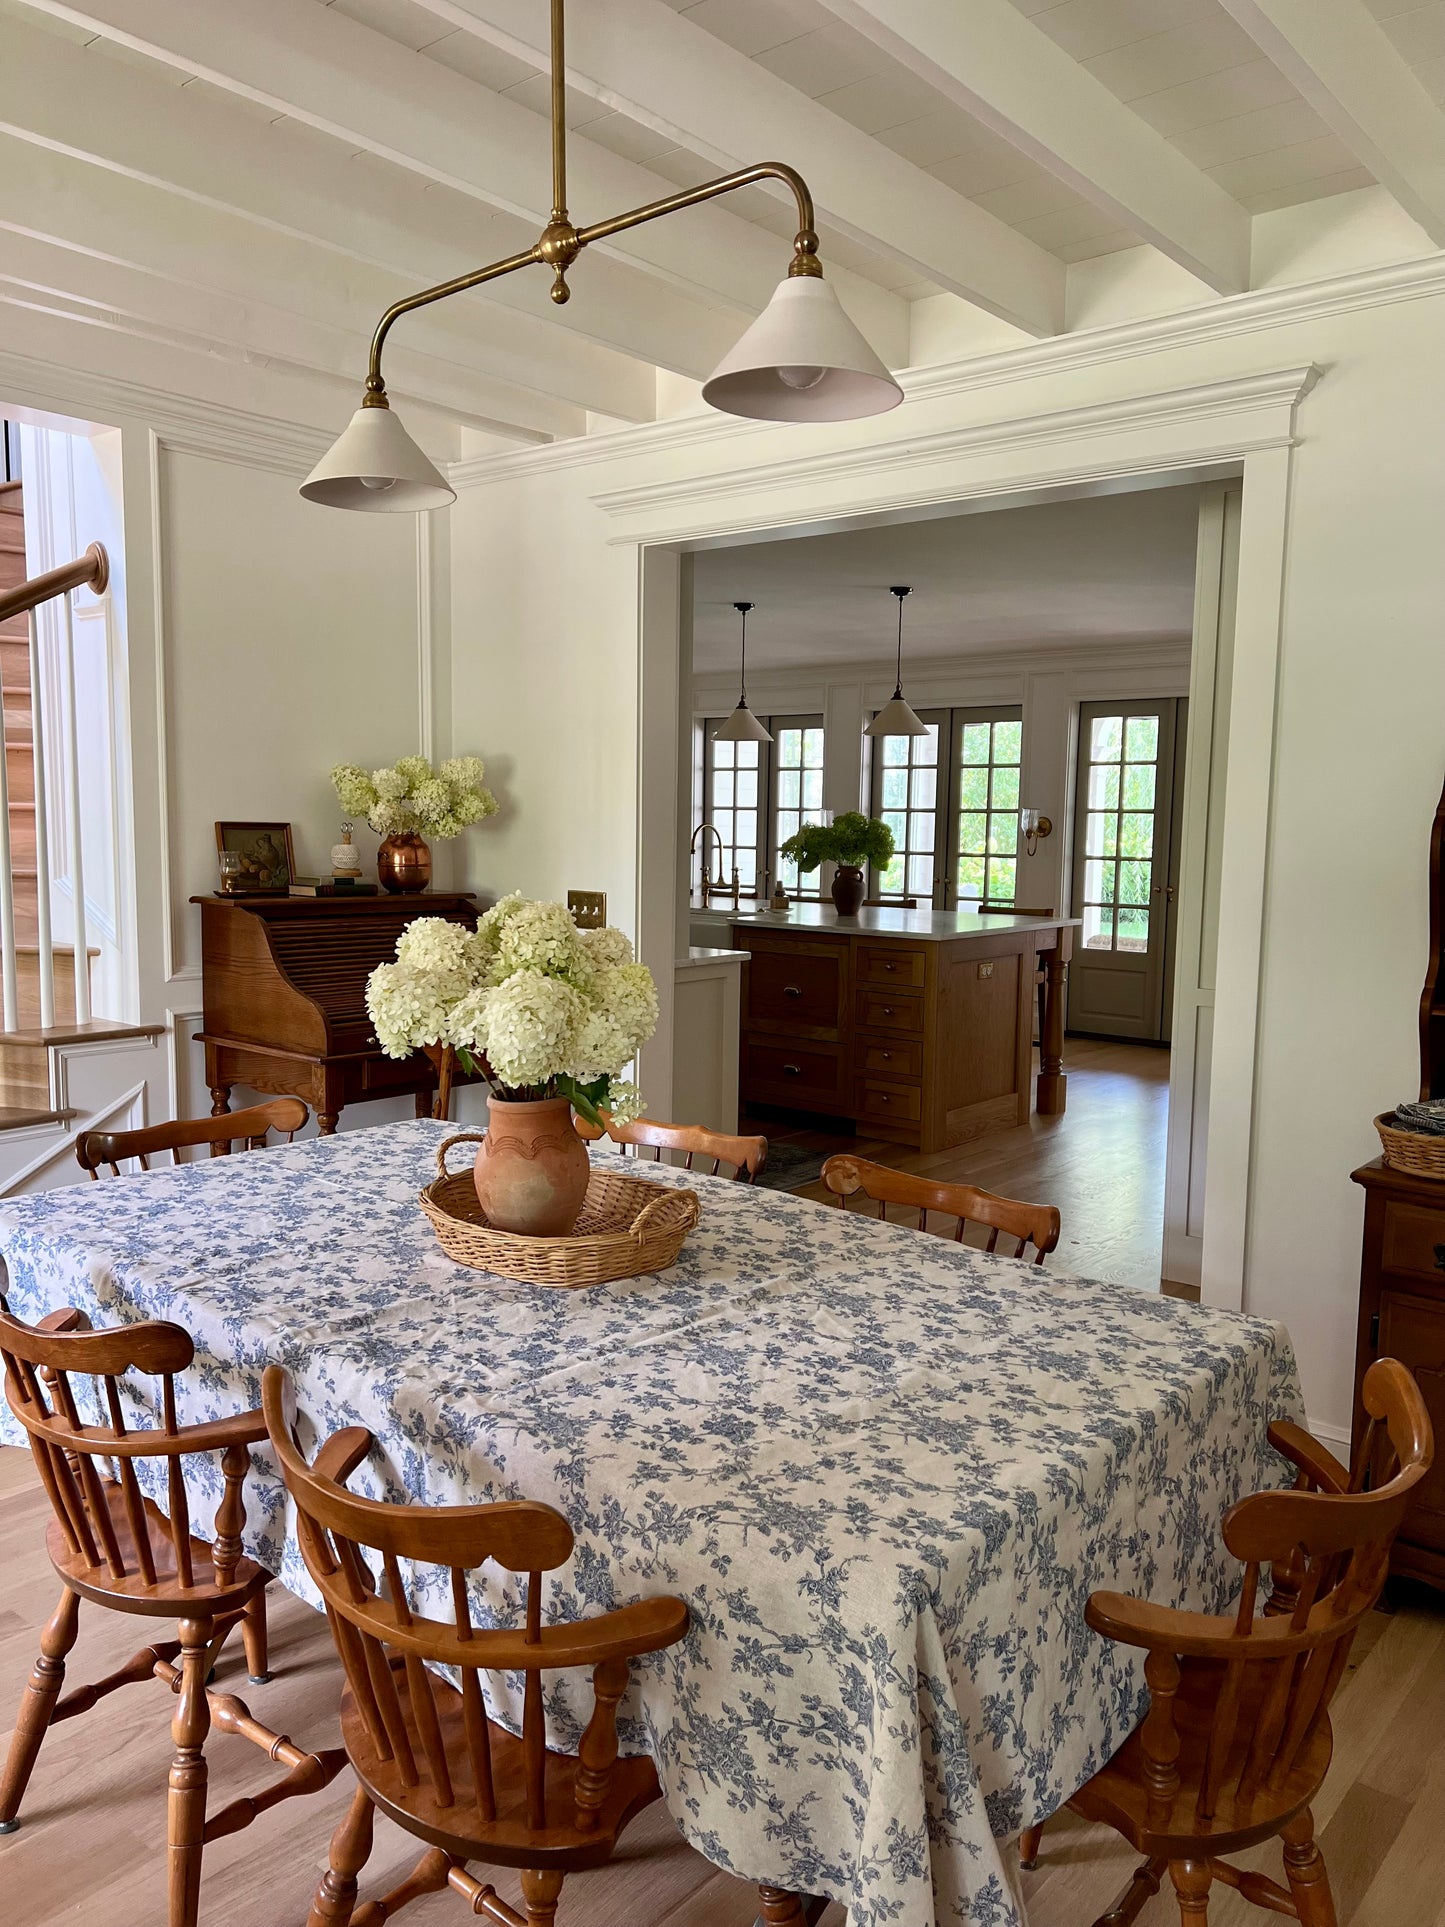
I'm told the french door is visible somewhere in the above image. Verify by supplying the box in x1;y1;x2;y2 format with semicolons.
1068;699;1186;1041
870;704;1023;908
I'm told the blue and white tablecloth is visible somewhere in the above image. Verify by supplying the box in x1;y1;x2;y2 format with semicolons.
0;1119;1303;1926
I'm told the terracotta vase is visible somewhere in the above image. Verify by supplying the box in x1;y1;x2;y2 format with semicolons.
377;831;432;894
473;1093;591;1237
830;864;866;917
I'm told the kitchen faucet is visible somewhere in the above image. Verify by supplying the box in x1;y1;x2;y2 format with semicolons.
690;823;740;908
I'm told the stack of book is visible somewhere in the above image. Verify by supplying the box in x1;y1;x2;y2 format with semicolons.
288;876;380;897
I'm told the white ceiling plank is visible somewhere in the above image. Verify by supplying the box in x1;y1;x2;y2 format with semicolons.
0;139;588;440
14;0;909;359
1215;0;1445;243
403;0;1064;334
0;12;707;394
813;0;1252;294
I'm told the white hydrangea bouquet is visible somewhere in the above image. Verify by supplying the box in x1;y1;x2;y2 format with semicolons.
366;895;655;1125
330;755;498;840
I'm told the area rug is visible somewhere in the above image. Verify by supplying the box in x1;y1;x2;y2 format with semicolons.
754;1141;831;1191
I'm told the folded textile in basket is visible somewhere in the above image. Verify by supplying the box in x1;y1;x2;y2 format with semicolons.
1392;1098;1445;1136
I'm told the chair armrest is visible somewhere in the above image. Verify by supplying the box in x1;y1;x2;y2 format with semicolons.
313;1425;373;1487
1085;1589;1263;1658
1268;1419;1350;1494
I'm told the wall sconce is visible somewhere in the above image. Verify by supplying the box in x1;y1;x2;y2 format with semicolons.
1020;807;1053;857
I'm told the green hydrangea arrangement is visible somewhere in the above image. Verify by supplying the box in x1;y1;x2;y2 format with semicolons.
330;755;498;840
780;810;895;872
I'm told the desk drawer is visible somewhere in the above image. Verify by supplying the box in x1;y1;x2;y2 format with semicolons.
856;943;926;989
854;988;923;1036
743;1038;844;1109
858;1037;923;1082
854;1079;922;1127
745;943;845;1033
1381;1201;1445;1285
362;1052;426;1092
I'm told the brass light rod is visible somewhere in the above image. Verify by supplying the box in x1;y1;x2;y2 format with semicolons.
362;0;820;402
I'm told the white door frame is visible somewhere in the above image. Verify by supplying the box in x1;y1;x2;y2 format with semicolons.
603;365;1319;1313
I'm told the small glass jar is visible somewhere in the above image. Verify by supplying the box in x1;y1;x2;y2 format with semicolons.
217;850;244;895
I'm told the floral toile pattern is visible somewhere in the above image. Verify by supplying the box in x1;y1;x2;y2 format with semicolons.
0;1121;1303;1926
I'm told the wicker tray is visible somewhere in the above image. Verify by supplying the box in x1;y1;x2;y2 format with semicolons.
419;1131;701;1286
1375;1112;1445;1180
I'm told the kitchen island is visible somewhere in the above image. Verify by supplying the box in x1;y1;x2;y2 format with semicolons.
691;903;1077;1152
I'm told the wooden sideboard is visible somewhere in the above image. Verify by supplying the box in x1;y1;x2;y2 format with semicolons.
730;910;1074;1154
194;892;478;1134
1351;1158;1445;1588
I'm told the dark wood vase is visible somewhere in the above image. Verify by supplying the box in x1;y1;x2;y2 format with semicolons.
473;1093;591;1236
377;831;432;894
830;864;865;917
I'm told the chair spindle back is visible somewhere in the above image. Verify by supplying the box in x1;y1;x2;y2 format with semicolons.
262;1366;688;1837
0;1301;264;1591
76;1097;309;1178
577;1115;768;1182
820;1154;1060;1263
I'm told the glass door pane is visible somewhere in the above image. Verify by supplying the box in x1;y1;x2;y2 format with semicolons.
871;714;943;903
1079;710;1161;952
772;717;825;896
704;724;764;893
954;710;1022;907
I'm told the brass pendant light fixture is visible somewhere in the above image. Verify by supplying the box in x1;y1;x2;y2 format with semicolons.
864;586;928;738
713;601;772;745
301;0;904;512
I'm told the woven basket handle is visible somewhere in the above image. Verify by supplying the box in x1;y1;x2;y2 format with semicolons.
628;1188;701;1240
436;1130;487;1180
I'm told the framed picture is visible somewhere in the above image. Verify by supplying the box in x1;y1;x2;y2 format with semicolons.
214;821;296;892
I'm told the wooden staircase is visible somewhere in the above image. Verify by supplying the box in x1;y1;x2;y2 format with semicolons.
0;480;105;1125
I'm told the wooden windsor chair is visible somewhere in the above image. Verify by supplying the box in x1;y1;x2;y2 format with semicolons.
261;1364;691;1927
575;1113;768;1182
0;1301;346;1927
1018;1356;1433;1927
75;1095;308;1177
820;1153;1061;1263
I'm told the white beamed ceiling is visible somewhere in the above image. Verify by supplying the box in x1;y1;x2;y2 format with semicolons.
3;0;1444;445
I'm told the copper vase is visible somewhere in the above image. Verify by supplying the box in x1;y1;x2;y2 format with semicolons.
473;1094;590;1237
377;831;432;894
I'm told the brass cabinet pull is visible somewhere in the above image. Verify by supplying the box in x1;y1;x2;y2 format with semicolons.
782;1063;801;1075
881;1051;892;1060
783;984;803;998
883;961;895;972
882;1006;893;1016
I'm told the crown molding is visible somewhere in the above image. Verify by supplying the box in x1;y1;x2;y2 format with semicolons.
590;366;1319;540
0;348;334;477
447;248;1445;493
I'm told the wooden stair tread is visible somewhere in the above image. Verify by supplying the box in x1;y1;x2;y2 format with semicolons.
0;1019;163;1048
0;1104;76;1130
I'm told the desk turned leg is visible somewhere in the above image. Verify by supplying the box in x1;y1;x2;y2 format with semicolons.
1036;947;1068;1116
209;1084;231;1119
317;1112;339;1137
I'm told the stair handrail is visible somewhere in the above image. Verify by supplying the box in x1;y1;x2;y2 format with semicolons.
0;543;109;625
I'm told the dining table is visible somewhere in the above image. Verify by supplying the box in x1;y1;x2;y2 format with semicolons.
0;1117;1305;1927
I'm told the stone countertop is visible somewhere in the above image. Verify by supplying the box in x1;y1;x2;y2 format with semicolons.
689;903;1080;943
674;946;750;970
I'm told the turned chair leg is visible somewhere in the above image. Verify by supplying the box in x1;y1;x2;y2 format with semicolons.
240;1590;270;1685
1169;1859;1212;1926
521;1869;564;1925
1281;1809;1339;1927
308;1784;376;1927
167;1617;213;1927
1019;1822;1044;1869
0;1585;80;1832
757;1888;808;1925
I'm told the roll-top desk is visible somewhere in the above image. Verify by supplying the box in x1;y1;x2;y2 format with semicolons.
194;892;477;1133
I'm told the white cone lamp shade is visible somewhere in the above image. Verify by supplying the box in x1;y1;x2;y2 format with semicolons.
714;701;773;744
863;585;929;738
300;403;456;512
702;276;904;423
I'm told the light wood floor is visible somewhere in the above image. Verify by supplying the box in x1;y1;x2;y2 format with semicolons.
6;1442;1445;1925
765;1036;1175;1294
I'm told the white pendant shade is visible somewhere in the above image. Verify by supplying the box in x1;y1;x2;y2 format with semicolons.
714;701;773;744
702;276;903;423
300;403;456;512
865;694;929;738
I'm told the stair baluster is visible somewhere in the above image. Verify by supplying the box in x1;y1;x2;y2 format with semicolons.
26;606;53;1031
58;589;89;1025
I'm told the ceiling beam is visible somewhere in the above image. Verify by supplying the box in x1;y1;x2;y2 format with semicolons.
1;15;691;401
407;0;1065;335
0;138;592;442
16;0;909;361
815;0;1252;295
1214;0;1445;246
